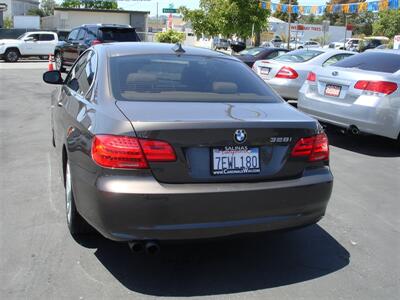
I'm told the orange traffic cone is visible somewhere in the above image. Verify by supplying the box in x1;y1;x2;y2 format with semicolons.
48;54;54;71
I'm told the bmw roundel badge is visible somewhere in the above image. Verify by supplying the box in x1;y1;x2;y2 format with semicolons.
234;129;247;144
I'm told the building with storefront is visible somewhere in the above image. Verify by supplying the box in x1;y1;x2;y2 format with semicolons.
0;0;39;27
42;7;149;34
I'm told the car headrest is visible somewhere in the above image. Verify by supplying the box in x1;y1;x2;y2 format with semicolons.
126;73;157;85
212;82;238;94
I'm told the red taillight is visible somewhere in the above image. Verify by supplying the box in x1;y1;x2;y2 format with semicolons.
139;139;177;162
275;66;298;79
354;80;398;95
291;133;329;162
91;39;102;46
307;71;316;82
91;135;176;169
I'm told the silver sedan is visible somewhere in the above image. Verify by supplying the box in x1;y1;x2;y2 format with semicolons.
298;50;400;144
252;49;355;100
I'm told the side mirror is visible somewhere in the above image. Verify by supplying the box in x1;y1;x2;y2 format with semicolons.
43;71;64;85
24;37;35;42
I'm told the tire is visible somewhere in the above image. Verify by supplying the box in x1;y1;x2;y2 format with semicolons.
4;48;19;62
65;160;93;236
55;52;65;72
298;46;303;49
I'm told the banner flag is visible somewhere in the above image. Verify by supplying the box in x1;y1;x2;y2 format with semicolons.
260;0;399;15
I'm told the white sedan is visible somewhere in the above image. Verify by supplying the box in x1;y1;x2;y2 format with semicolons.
252;48;354;100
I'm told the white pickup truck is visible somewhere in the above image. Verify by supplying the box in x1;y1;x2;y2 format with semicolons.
0;31;58;62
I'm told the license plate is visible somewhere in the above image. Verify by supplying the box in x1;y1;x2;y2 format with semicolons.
325;84;341;97
260;67;271;75
212;146;260;175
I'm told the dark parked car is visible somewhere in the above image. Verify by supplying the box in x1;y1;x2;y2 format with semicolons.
230;40;246;53
360;39;383;52
54;24;140;71
235;47;289;67
43;43;333;252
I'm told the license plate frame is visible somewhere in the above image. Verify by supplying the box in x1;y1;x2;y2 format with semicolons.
212;146;261;176
325;84;341;97
260;67;271;75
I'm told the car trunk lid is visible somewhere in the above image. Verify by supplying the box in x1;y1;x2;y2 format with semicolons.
116;101;320;183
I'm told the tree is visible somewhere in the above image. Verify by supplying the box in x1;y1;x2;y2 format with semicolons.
27;8;45;17
3;17;13;29
61;0;118;10
41;0;56;16
373;9;400;39
180;0;270;40
273;0;298;23
155;30;185;43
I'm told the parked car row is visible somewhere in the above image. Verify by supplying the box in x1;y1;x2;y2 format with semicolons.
326;37;389;52
250;48;400;144
0;24;141;64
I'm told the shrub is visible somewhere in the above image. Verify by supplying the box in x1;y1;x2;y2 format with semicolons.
155;30;185;44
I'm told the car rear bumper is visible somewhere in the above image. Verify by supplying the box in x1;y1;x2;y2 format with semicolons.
298;91;399;140
72;165;333;241
264;79;302;100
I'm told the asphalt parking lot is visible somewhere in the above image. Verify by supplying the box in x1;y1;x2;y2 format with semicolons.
0;63;399;299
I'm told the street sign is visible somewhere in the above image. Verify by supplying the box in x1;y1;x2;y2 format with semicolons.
0;3;8;12
322;20;330;33
394;35;400;50
162;8;178;13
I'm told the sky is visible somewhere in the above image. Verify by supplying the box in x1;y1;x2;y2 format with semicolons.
118;0;328;17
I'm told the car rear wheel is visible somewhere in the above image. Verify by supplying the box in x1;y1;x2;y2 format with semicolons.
4;49;19;62
65;160;93;236
55;52;65;72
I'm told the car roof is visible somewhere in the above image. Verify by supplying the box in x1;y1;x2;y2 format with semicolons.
72;24;132;30
24;31;57;34
365;49;400;55
98;42;239;60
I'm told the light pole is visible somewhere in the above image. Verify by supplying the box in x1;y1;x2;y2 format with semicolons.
343;15;348;50
287;0;291;50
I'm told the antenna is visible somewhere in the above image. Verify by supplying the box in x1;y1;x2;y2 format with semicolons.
172;43;185;54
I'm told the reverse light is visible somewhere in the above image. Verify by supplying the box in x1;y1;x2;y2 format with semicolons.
291;133;329;162
91;39;102;46
91;135;176;169
307;71;316;82
354;80;397;95
275;66;299;79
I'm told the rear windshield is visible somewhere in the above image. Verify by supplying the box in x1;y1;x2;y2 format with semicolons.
110;55;280;103
333;52;400;73
99;28;140;42
274;49;323;63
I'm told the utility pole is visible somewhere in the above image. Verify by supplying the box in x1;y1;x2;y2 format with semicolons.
287;0;291;50
343;15;348;50
156;2;159;31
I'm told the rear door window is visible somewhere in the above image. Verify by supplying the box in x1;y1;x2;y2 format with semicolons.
110;54;280;103
67;29;79;41
77;29;86;41
333;52;400;73
39;34;55;41
322;53;354;67
86;26;98;40
99;28;140;42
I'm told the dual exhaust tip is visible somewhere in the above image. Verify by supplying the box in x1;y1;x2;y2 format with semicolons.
348;125;360;135
128;241;160;255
